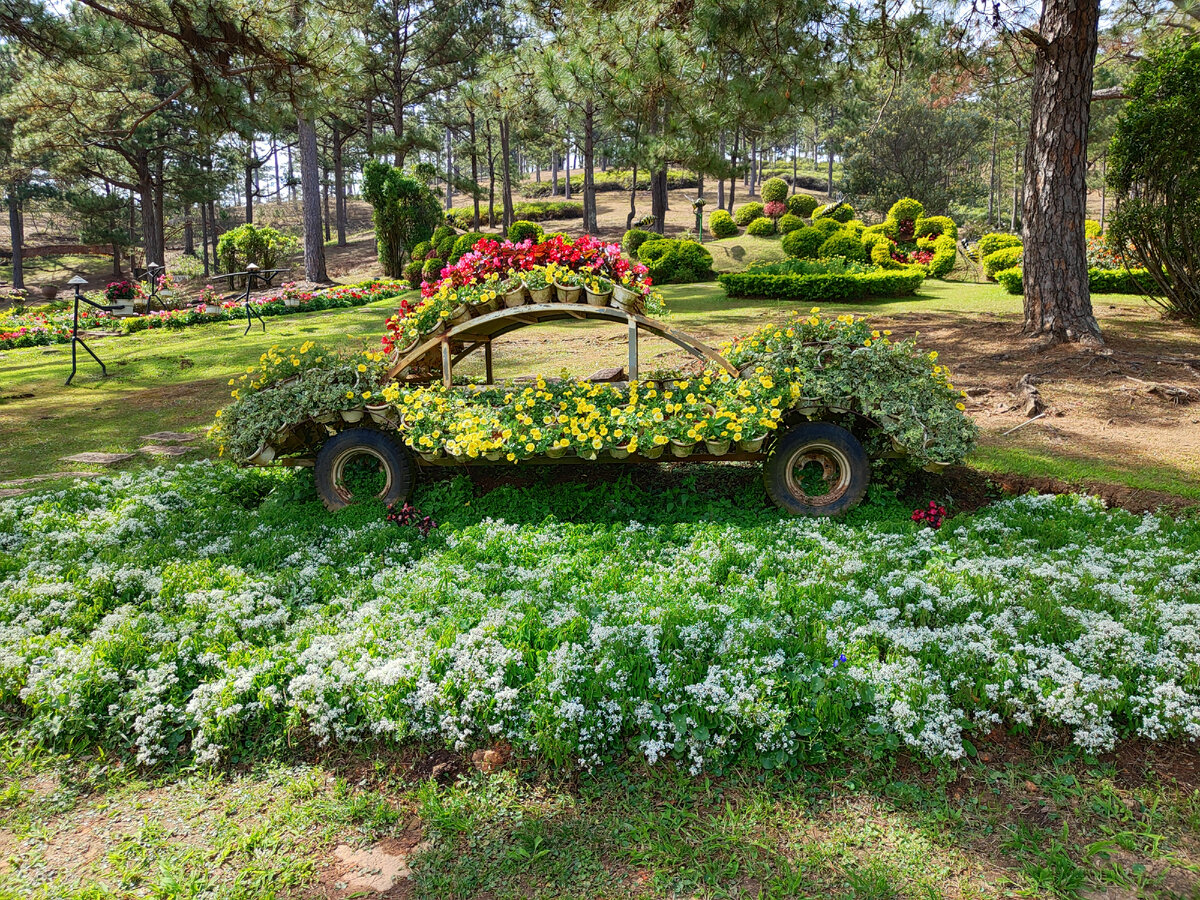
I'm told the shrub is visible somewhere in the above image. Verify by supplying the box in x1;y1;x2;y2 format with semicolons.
449;232;489;263
431;225;457;259
403;259;424;285
362;161;443;278
916;216;958;240
422;258;445;281
977;232;1023;258
995;267;1025;294
818;231;867;262
983;246;1023;279
763;200;787;220
412;240;432;261
1084;219;1102;239
637;239;715;284
761;177;789;203
787;194;819;218
781;227;826;259
507;220;545;244
778;213;804;235
927;234;959;278
813;202;855;223
718;267;925;301
734;202;765;226
544;232;571;243
812;217;843;238
623;228;655;256
511;200;583;222
994;266;1160;296
709;209;739;239
746;216;777;237
215;223;298;280
887;197;926;225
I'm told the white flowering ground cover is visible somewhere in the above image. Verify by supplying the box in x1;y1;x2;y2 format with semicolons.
1;462;1198;780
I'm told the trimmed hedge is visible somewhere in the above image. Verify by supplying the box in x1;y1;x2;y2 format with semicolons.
818;232;867;262
719;269;925;301
787;194;818;218
781;227;826;259
996;266;1161;296
778;213;804;235
709;209;739;238
637;239;715;284
734;202;765;226
746;216;777;236
519;168;698;198
761;177;789;203
927;235;958;279
983;246;1023;278
977;232;1022;258
508;220;545;244
813;202;855;223
916;216;958;240
450;232;490;263
422;258;445;279
623;228;655;256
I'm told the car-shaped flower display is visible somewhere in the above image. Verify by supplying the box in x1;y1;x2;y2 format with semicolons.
213;235;975;517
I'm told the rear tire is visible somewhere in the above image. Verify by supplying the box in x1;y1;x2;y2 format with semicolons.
314;428;414;512
763;422;869;516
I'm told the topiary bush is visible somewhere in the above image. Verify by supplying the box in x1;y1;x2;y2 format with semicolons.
781;226;826;259
449;232;489;263
916;216;958;240
215;223;298;285
507;220;544;244
623;228;655;257
746;216;777;237
818;231;867;262
778;213;804;235
761;177;789;203
813;202;855;223
982;246;1023;279
787;194;818;218
734;202;765;226
422;258;445;281
637;239;715;284
926;235;958;278
362;161;444;278
812;217;843;238
412;240;432;261
403;259;424;286
709;210;739;239
887;197;926;226
977;232;1023;258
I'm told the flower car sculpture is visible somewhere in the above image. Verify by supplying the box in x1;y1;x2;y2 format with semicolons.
212;235;976;517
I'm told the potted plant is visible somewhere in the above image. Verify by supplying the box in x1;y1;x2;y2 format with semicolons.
584;275;614;307
500;275;527;308
523;267;553;304
552;269;584;304
612;277;642;312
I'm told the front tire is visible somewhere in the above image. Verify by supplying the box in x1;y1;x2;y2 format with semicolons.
763;422;869;516
314;428;414;512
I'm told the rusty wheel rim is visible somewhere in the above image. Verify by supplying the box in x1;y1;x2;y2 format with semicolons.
330;446;394;505
784;441;853;506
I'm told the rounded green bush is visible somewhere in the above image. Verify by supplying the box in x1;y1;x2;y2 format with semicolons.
1085;219;1102;239
813;202;855;224
983;245;1023;278
422;258;445;280
787;194;819;218
449;232;488;263
977;232;1022;258
778;213;804;235
734;202;765;226
887;197;926;224
746;216;777;237
812;217;843;238
915;216;958;240
507;220;545;244
623;228;655;257
411;240;432;261
781;227;826;259
403;259;424;285
637;239;715;284
709;210;739;239
818;231;867;262
927;234;958;278
761;177;789;203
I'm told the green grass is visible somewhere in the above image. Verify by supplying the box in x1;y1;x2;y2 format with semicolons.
705;234;791;273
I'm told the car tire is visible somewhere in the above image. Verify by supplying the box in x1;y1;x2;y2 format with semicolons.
763;422;869;516
314;427;414;512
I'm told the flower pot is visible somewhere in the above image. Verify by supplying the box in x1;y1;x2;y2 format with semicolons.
526;284;553;304
341;408;365;424
418;450;443;463
705;440;731;456
554;282;583;304
450;304;473;325
247;442;275;465
485;450;502;461
737;436;765;453
472;297;498;315
366;404;394;426
578;448;598;460
609;446;630;460
670;439;695;458
501;287;527;308
641;444;665;459
314;410;338;425
283;298;301;308
585;287;613;307
612;284;640;312
546;445;568;458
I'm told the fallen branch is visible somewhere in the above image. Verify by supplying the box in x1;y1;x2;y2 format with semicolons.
1012;373;1045;417
1124;376;1200;404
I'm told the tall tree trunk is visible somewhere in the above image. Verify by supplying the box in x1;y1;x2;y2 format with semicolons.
1011;110;1022;233
183;204;194;256
728;128;739;212
583;100;597;234
333;123;347;246
7;190;22;290
564;139;572;200
650;168;667;234
1021;0;1103;346
137;154;164;268
297;114;328;282
626;161;638;230
200;201;210;276
749;136;757;195
792;133;798;193
552;150;559;196
286;143;295;202
245;140;255;224
444;125;453;210
468;108;480;229
486;127;495;227
717;132;726;210
322;156;331;243
365;97;374;159
499;116;514;229
988;113;998;225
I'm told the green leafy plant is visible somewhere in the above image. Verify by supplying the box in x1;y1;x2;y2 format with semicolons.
637;239;715;284
719;267;925;302
781;226;826;259
761;177;789;203
734;202;765;226
362;161;443;278
507;220;545;244
709;209;739;239
777;213;804;234
787;194;819;218
622;228;655;256
813;202;855;223
215;223;298;281
818;231;867;262
976;232;1022;258
982;246;1023;279
746;216;777;237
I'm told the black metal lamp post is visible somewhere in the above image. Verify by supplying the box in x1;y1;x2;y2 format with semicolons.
65;276;117;385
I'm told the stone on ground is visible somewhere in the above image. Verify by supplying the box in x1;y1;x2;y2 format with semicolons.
61;452;136;465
